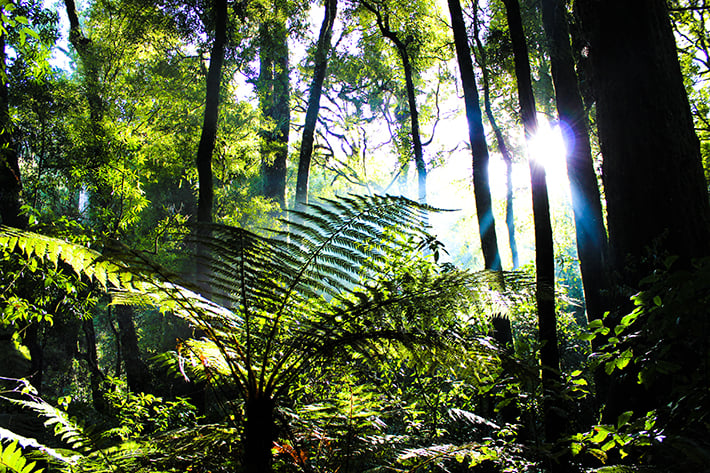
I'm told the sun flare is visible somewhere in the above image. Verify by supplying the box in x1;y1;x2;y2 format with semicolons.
528;119;569;191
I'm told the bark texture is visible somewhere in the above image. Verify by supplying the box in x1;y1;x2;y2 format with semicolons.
577;0;710;424
448;0;502;270
540;0;608;324
196;0;228;223
295;0;337;207
82;319;107;412
115;305;151;393
244;394;276;473
577;0;710;286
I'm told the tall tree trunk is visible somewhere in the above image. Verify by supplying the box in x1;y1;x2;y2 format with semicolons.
115;305;151;393
82;319;107;412
502;0;566;457
401;46;427;204
471;1;519;269
64;0;109;414
295;0;337;208
64;0;117;233
363;1;427;203
260;17;290;209
577;0;710;287
244;394;275;473
540;0;608;326
447;0;502;270
576;0;710;423
196;0;228;224
64;0;151;412
0;30;27;228
2;12;38;390
64;0;103;125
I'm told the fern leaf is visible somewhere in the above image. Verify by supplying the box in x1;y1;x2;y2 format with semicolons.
1;396;94;453
448;408;500;430
0;427;76;465
0;441;41;473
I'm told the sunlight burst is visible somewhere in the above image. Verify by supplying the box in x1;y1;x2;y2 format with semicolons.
528;119;569;190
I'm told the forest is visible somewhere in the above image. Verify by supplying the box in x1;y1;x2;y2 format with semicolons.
1;0;709;471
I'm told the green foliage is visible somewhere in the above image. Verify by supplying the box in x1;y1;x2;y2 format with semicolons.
579;256;710;470
1;195;528;471
1;376;220;473
570;410;664;464
102;377;198;441
0;440;41;473
0;0;56;82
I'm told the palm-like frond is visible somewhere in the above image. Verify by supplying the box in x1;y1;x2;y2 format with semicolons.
1;395;95;454
165;195;446;391
1;195;530;407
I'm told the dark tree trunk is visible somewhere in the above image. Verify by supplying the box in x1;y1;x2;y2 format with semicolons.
260;18;290;209
244;394;276;473
295;0;337;208
64;0;103;125
401;47;427;204
82;319;107;412
363;1;427;203
577;0;710;423
115;305;151;394
196;0;228;224
502;0;567;455
0;33;27;228
447;0;502;270
540;0;608;326
472;2;519;269
577;0;710;286
21;325;43;392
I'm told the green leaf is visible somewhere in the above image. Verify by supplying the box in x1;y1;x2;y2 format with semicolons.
617;410;633;429
653;295;662;306
587;448;607;463
94;263;108;289
579;331;595;341
601;439;616;451
0;441;42;473
590;427;610;443
616;348;633;370
20;27;39;40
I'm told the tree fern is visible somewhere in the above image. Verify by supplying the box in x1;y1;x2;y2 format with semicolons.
1;194;531;472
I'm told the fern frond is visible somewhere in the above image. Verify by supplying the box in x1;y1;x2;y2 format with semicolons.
0;440;42;473
0;427;78;465
448;408;500;430
131;424;237;471
398;440;504;471
0;226;142;292
1;395;96;453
